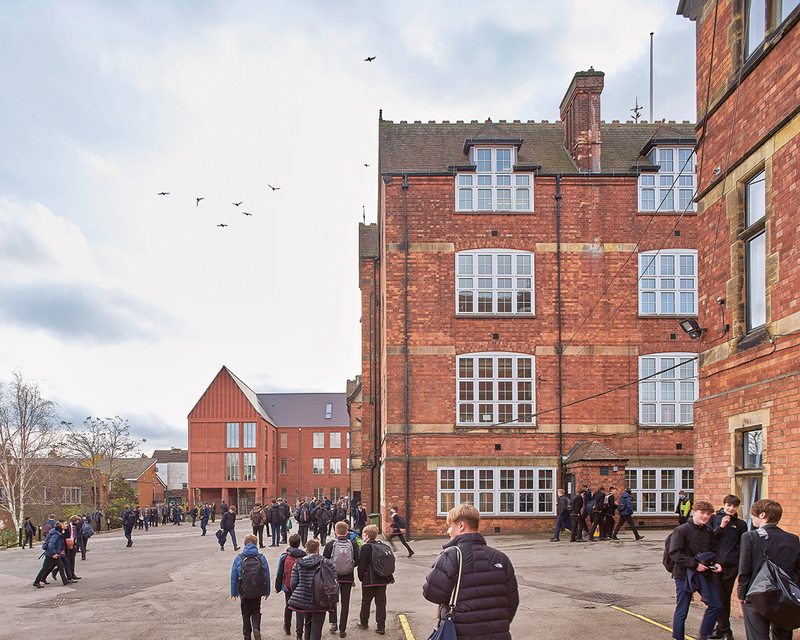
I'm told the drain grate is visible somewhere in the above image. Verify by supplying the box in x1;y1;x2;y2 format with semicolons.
97;584;134;592
577;592;627;603
49;598;79;606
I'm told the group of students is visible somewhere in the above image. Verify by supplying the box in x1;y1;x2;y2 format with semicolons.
231;521;394;640
551;484;645;542
668;496;800;640
32;513;96;588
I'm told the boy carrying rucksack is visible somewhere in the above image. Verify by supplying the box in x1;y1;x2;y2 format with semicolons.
323;521;361;637
357;524;395;635
275;533;307;639
287;538;338;640
230;533;270;640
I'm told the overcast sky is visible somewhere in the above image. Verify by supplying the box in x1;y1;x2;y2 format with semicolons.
0;1;697;454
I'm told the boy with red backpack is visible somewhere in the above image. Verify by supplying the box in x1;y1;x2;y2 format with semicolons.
230;533;270;640
275;533;307;639
323;521;361;637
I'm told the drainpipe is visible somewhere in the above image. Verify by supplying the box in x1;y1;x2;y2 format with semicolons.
555;176;564;466
402;175;411;536
371;256;380;513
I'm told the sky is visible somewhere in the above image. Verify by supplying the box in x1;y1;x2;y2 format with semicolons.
0;0;697;454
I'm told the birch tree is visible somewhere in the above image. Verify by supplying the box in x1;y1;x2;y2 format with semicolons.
0;372;62;530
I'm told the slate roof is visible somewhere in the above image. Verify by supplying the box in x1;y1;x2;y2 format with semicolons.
151;449;189;464
564;440;628;464
379;119;696;175
256;393;349;428
359;223;379;258
96;457;157;481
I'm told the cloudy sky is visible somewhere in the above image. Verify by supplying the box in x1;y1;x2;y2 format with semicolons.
0;0;697;453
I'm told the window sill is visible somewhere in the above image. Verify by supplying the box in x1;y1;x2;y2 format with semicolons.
453;214;536;216
637;423;694;430
455;314;537;319
636;210;696;216
637;314;698;319
737;327;769;352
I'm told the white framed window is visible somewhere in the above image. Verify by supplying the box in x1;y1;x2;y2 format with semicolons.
330;432;342;449
346;431;350;449
242;452;256;481
313;487;324;500
313;458;325;475
226;453;239;481
325;403;333;419
242;422;256;448
330;487;342;501
330;458;342;475
744;170;766;331
626;467;694;514
437;466;556;516
62;487;82;505
639;147;695;212
456;250;534;315
226;422;239;448
639;250;697;315
457;352;535;426
280;458;287;475
346;458;350;475
456;148;533;212
639;353;698;425
313;432;325;449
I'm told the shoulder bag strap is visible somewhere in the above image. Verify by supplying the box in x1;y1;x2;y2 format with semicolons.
448;546;463;614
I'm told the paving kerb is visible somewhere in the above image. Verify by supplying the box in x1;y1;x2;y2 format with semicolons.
0;521;746;639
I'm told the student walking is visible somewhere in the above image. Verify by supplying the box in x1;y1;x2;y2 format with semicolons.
22;517;35;549
709;494;747;640
737;499;800;640
220;505;240;551
387;506;414;557
288;538;337;640
230;533;270;640
275;534;307;639
199;503;210;535
357;524;394;635
323;521;360;637
612;487;644;541
33;522;73;587
550;488;572;542
668;500;723;640
423;503;518;640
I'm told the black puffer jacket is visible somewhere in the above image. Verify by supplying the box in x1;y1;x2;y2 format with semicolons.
287;554;336;612
422;533;518;640
268;503;282;524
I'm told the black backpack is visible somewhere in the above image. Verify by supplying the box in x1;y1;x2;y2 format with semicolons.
312;561;340;609
371;541;396;577
82;521;95;538
238;554;269;599
663;531;676;574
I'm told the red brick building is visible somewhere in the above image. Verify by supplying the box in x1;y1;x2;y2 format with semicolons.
679;0;800;529
188;366;351;513
359;69;702;535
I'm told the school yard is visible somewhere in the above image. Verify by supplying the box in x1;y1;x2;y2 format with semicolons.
0;521;745;640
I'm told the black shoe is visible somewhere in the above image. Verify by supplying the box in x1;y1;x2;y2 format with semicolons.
42;579;49;585
408;550;414;557
72;576;81;579
331;623;338;632
33;582;43;589
283;626;291;636
575;539;586;542
376;630;385;635
356;624;368;630
709;629;725;639
588;537;596;542
234;546;241;551
636;535;645;541
598;537;608;541
550;538;559;542
339;632;346;638
65;579;78;584
253;628;261;640
611;536;620;540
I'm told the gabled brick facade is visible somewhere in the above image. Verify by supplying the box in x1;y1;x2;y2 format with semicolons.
360;70;700;535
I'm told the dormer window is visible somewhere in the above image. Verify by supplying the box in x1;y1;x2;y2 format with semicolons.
325;403;332;419
639;147;695;213
456;147;533;212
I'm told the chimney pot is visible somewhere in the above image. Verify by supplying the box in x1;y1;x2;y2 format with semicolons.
559;69;605;173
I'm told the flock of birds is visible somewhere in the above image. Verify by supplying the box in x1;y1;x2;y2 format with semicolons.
155;185;280;227
155;57;377;228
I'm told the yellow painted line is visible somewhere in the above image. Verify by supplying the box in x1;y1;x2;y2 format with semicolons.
610;605;695;640
398;613;416;640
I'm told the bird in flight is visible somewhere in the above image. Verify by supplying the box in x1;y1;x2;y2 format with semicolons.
196;197;204;206
217;223;228;227
364;56;376;62
364;163;370;167
242;211;252;216
232;201;243;206
268;184;280;191
157;192;170;196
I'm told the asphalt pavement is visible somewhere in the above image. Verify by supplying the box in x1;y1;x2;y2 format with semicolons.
0;521;746;640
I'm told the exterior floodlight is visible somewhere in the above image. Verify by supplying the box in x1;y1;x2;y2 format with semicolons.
679;318;706;340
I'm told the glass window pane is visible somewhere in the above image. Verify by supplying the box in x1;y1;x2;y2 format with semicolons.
641;188;655;210
519;493;534;512
661;404;676;423
479;358;493;378
539;492;553;512
659;149;673;172
516;188;530;210
497;255;511;274
642;470;656;490
479;492;494;512
496;148;511;172
744;430;763;469
517;255;531;275
477;149;491;172
497;189;511;209
661;291;675;314
459;189;473;210
458;255;473;275
662;492;676;513
500;492;514;512
460;469;474;489
747;231;766;329
440;470;455;490
641;358;656;378
661;255;675;275
746;170;766;226
516;175;530;186
440;493;455;513
539;469;553;490
459;291;473;313
478;189;492;209
500;470;514;490
459;358;473;378
641;255;656;276
641;382;656;402
459;404;474;423
519;470;534;490
747;0;766;56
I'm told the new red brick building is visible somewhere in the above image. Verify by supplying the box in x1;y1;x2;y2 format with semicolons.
188;366;351;513
359;69;702;535
679;0;800;528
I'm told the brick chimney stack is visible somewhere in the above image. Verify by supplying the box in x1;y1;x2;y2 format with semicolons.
559;68;604;173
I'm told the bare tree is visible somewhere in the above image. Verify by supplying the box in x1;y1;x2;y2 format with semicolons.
63;416;142;509
0;371;62;531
